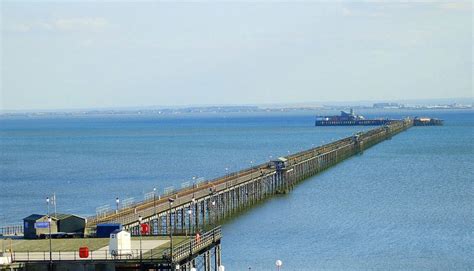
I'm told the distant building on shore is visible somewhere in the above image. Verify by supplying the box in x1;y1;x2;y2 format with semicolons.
373;103;401;109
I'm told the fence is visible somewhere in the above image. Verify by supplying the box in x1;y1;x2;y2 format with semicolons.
12;248;165;263
168;226;222;263
0;224;23;236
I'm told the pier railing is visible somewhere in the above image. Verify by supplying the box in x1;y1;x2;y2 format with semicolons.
87;164;268;226
163;226;222;263
9;248;178;263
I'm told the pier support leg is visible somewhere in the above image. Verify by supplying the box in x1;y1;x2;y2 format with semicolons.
216;244;222;268
204;250;211;271
214;246;218;271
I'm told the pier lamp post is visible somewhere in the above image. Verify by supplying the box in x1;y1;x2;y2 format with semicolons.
46;197;50;216
115;197;120;214
276;259;283;271
153;187;157;235
46;197;52;269
192;177;197;200
48;216;52;268
250;161;254;180
138;215;143;261
168;198;175;259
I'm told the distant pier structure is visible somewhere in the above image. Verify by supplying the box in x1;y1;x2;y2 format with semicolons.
315;109;393;126
315;109;443;126
413;117;443;126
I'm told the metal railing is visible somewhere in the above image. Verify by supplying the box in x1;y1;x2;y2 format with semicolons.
11;248;162;263
159;226;222;263
87;166;269;226
0;224;24;236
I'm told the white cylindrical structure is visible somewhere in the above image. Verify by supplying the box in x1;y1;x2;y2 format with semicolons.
109;230;132;257
218;265;225;271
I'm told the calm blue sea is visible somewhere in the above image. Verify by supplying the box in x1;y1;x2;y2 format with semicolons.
0;109;472;270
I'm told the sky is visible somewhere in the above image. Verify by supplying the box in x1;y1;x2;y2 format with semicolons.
1;1;472;111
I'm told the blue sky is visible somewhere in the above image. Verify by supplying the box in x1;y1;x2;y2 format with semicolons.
1;1;472;110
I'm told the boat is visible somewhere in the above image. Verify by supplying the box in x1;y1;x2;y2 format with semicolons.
413;117;443;126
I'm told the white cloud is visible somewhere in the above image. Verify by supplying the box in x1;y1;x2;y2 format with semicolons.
52;17;109;31
439;2;471;11
8;24;32;33
80;39;94;47
342;7;353;17
6;17;109;33
340;6;386;18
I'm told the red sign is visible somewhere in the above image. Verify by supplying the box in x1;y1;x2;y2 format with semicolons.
79;247;89;258
140;223;149;235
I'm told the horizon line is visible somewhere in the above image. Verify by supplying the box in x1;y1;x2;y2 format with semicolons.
1;96;472;114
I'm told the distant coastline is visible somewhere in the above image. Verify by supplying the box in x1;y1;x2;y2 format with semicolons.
1;102;472;118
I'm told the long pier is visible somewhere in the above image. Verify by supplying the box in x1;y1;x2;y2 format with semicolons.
2;119;414;271
86;119;413;236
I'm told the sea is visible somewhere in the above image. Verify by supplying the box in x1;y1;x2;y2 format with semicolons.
0;109;472;270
